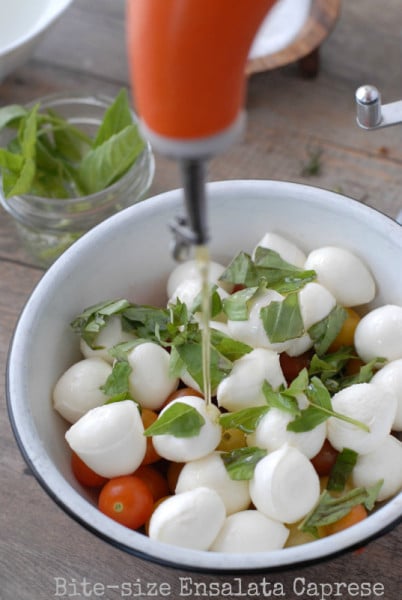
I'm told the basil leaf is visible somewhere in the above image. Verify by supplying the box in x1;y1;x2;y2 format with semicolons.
123;304;171;341
70;298;131;347
3;156;35;197
209;329;252;362
0;89;146;200
364;479;384;511
222;286;259;321
0;104;27;130
174;341;232;392
143;401;205;438
190;285;223;319
260;292;304;343
287;367;309;396
254;247;316;290
93;88;133;147
100;360;132;396
327;448;358;492
0;148;24;172
309;347;354;381
219;406;269;434
221;446;267;480
309;305;348;356
219;251;259;286
262;380;300;416
253;246;304;271
299;484;383;537
77;123;145;194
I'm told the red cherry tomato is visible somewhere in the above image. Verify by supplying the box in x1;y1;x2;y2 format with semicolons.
133;465;170;501
311;439;339;477
71;452;108;488
98;476;154;529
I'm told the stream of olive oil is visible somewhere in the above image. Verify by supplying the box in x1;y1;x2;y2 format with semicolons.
195;244;212;409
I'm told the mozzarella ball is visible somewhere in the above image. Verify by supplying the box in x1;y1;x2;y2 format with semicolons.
253;232;306;267
352;435;402;501
217;348;286;412
227;288;292;352
53;357;112;424
175;452;250;514
304;246;375;306
149;487;226;550
127;342;179;410
371;359;402;430
167;259;232;297
247;394;326;459
355;305;402;364
80;315;136;364
210;510;289;553
65;400;146;478
249;445;320;523
286;282;336;357
327;383;397;455
152;396;221;462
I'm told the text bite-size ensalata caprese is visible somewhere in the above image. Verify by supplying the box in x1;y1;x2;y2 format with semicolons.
53;232;402;553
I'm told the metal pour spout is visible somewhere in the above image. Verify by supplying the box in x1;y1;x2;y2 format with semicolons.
355;84;402;130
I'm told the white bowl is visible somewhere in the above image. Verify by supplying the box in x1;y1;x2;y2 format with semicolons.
0;0;73;81
6;180;402;572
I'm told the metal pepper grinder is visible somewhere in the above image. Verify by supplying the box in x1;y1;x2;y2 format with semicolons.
355;84;402;222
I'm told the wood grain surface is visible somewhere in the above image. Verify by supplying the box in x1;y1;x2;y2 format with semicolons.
1;1;401;599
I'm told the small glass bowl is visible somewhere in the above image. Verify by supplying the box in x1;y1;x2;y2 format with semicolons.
0;92;154;268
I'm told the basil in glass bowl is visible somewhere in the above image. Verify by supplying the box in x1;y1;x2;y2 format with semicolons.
0;89;154;268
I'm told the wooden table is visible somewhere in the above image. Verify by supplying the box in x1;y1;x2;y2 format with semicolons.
1;1;401;598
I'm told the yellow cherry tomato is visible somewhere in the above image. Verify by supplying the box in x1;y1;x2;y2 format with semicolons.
329;307;361;352
217;428;247;452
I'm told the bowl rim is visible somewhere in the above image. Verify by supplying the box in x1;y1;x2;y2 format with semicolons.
6;179;402;572
0;0;74;56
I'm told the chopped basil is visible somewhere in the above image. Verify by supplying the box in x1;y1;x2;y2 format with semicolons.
209;329;252;362
123;304;171;341
219;251;259;286
219;247;316;292
70;298;131;348
220;446;267;480
309;347;355;391
222;286;259;321
173;341;232;392
219;406;270;434
253;247;316;292
260;292;304;343
299;482;383;537
309;305;348;356
190;285;223;319
327;448;358;492
143;401;205;438
262;380;300;416
100;360;132;397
